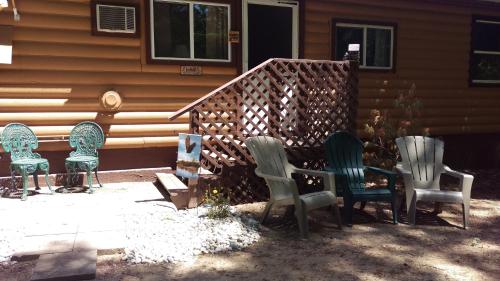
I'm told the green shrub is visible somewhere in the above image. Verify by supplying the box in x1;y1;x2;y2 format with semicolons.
363;83;429;170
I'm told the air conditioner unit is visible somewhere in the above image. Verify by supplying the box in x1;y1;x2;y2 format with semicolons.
96;4;136;34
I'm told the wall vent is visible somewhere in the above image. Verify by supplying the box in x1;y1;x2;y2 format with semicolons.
96;4;136;34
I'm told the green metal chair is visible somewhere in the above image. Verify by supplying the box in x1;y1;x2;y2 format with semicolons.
65;121;105;193
1;123;54;200
245;136;342;239
325;131;398;225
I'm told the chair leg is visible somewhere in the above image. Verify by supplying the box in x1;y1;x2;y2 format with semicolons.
434;202;443;214
44;169;54;194
33;172;41;190
10;167;16;192
260;201;273;224
86;169;94;194
20;169;29;201
360;201;367;210
408;193;417;225
462;202;470;230
391;197;398;224
94;169;103;188
333;203;343;230
64;163;72;189
295;203;309;239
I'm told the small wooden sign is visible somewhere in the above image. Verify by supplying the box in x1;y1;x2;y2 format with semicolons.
229;31;240;43
176;133;202;179
180;65;203;76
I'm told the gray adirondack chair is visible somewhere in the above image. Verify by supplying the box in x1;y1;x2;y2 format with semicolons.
245;136;342;239
395;136;474;229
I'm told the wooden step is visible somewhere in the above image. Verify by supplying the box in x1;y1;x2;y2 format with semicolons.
155;172;190;209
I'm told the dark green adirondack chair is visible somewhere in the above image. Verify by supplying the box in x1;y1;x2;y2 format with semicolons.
325;131;398;225
1;123;54;200
65;122;105;193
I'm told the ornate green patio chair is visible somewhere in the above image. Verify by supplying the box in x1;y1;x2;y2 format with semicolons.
65;121;105;193
245;136;342;239
1;123;54;200
325;131;398;225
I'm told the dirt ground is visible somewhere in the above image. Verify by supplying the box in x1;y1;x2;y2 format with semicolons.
1;169;499;281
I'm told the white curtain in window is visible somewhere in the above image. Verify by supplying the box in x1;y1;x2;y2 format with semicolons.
0;0;8;8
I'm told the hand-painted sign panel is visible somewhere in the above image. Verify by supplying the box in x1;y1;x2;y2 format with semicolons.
176;133;202;179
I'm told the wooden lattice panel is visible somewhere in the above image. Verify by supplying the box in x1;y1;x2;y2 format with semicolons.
182;59;359;202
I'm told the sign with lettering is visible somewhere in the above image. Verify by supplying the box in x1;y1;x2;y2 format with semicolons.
229;31;240;43
176;133;202;179
180;65;202;76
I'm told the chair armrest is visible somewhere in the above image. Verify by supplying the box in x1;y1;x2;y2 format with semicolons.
443;165;474;199
394;163;412;176
254;168;301;204
254;169;295;184
366;166;397;177
366;166;396;192
292;167;337;194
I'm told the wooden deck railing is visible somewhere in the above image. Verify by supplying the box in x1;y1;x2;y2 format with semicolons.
171;58;359;202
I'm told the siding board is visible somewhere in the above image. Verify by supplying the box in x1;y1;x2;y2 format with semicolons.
306;0;500;136
0;0;234;152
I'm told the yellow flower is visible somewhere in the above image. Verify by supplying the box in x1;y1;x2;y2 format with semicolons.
212;189;218;195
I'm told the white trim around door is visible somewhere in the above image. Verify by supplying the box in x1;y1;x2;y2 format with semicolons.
242;0;299;72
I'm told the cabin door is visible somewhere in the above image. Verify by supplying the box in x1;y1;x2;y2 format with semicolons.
242;0;299;71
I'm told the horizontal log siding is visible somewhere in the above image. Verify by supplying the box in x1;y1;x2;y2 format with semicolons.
0;0;236;152
305;0;500;136
1;0;499;155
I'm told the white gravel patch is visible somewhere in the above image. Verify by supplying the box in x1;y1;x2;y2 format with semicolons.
124;203;261;263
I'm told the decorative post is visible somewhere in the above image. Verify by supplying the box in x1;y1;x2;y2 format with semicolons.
342;44;360;135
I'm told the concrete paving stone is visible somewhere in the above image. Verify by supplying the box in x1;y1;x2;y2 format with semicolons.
25;220;79;236
31;249;96;281
14;233;76;257
74;230;126;251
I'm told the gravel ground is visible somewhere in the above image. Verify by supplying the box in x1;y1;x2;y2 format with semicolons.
124;205;261;263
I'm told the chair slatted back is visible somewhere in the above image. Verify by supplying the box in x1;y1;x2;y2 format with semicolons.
396;136;444;189
325;131;365;193
245;136;292;178
245;136;296;200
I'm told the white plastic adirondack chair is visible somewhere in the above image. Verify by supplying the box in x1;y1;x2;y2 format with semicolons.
245;136;342;239
395;136;474;229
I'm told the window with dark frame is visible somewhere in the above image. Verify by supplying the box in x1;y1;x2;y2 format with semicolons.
150;0;230;63
91;1;140;37
470;17;500;85
332;21;395;70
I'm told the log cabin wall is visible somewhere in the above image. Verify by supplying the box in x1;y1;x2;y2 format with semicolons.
1;0;500;176
0;0;238;175
304;0;500;136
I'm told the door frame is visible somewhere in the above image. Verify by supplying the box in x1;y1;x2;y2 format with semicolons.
242;0;299;72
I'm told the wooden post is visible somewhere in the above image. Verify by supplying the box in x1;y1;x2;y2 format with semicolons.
187;177;199;208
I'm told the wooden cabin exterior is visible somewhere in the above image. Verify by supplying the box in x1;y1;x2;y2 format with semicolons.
1;0;500;175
